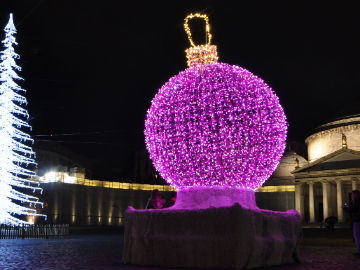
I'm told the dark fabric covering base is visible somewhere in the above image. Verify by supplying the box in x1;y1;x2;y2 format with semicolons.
123;204;301;269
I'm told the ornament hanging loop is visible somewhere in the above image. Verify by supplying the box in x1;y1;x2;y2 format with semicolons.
184;13;218;67
184;13;212;47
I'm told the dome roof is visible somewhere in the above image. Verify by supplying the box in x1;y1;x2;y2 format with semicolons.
306;114;360;162
312;114;360;134
272;151;307;178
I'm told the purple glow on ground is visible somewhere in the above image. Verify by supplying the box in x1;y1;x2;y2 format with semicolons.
145;63;287;190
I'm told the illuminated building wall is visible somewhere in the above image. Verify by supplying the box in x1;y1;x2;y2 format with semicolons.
40;182;155;225
306;115;360;162
36;171;175;225
33;170;295;225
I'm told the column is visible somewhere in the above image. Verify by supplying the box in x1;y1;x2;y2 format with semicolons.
295;182;304;221
352;179;357;191
322;181;329;220
335;180;343;222
309;181;315;223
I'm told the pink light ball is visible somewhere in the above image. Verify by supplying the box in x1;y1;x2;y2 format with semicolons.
145;63;287;190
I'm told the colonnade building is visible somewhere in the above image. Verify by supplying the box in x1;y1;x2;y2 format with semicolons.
293;115;360;223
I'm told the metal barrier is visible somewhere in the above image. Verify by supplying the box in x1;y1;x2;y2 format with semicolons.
0;224;69;239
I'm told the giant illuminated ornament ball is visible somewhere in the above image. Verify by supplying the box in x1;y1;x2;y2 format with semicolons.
145;14;287;191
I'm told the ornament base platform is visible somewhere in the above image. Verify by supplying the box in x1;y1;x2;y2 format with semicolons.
123;187;301;269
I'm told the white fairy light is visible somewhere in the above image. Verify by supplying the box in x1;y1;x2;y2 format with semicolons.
0;13;46;225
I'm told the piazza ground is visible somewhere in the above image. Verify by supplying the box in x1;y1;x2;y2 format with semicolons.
0;228;359;270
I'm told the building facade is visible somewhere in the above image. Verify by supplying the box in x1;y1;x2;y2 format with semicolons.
33;170;296;225
293;115;360;223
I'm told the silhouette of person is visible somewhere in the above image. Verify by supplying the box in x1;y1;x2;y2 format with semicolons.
343;190;360;256
145;189;166;209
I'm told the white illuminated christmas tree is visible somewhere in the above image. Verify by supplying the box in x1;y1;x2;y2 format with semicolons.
0;13;45;225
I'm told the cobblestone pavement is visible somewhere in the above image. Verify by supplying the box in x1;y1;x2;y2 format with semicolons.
0;234;124;270
264;228;360;270
0;229;360;270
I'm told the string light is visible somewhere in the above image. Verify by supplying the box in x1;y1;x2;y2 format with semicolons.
145;13;287;191
185;44;218;67
0;13;46;225
184;13;218;67
184;13;212;47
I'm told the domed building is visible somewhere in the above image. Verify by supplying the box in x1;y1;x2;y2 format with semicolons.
306;114;360;162
255;147;307;212
266;151;308;186
293;114;360;224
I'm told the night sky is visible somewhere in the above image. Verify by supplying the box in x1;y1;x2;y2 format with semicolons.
2;1;360;178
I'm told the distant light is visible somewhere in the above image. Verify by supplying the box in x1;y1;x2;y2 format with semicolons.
27;216;35;224
41;171;77;184
43;171;58;182
63;174;77;184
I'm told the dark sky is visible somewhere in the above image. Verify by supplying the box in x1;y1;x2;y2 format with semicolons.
2;1;360;177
